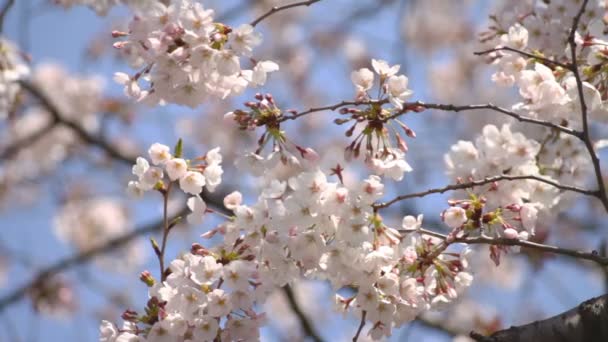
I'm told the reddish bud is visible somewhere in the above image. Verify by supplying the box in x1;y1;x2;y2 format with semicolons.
139;271;155;287
122;309;139;322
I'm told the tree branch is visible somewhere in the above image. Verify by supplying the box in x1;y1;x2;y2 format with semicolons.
276;97;579;138
0;0;14;33
401;227;608;266
279;100;385;122
565;0;608;212
0;117;59;160
374;174;597;209
250;0;321;27
470;293;608;342
352;310;366;342
474;46;571;70
391;101;581;138
282;284;324;342
17;80;136;165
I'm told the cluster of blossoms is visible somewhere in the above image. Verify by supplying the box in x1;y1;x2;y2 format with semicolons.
103;137;476;340
1;64;105;200
483;0;607;56
0;38;30;119
445;124;547;241
478;3;608;194
329;59;415;180
491;23;608;130
112;0;278;107
96;1;608;340
54;197;144;271
225;93;322;176
445;124;558;210
128;142;223;223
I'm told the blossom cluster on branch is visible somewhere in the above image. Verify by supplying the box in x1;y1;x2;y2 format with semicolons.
112;0;278;108
1;0;600;341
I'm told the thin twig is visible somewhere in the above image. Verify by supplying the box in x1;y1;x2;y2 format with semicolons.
280;100;385;122
400;228;608;266
374;174;597;209
158;183;173;281
566;0;608;212
250;0;321;27
0;0;15;33
282;284;324;342
352;310;367;342
278;97;579;138
390;101;581;138
474;46;571;69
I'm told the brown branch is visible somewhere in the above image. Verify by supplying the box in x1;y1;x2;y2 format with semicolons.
474;46;571;69
352;310;366;342
17;80;136;165
158;184;173;281
470;293;608;342
277;97;579;138
279;100;385;122
17;80;229;212
0;117;58;160
374;175;597;209
0;0;14;33
401;228;608;266
565;0;608;212
282;284;324;342
391;101;581;138
250;0;321;27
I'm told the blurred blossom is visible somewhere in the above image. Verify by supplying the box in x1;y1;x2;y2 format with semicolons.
54;197;144;271
0;38;30;119
28;275;77;318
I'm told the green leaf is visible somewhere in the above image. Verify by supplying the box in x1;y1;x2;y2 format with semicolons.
174;138;183;158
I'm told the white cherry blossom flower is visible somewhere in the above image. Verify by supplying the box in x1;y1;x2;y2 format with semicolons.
180;171;206;195
371;59;400;78
165;158;188;181
443;207;467;229
148;143;172;165
187;195;207;225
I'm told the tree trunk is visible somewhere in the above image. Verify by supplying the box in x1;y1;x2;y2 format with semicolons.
471;293;608;342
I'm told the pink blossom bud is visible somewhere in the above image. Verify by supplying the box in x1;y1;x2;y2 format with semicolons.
242;254;256;261
139;271;155;287
111;30;129;38
505;203;521;212
265;93;274;104
200;229;218;239
224;111;235;123
302;147;320;163
122;309;139;322
503;228;519;239
112;41;128;49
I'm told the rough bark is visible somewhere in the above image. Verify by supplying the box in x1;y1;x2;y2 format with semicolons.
471;293;608;342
